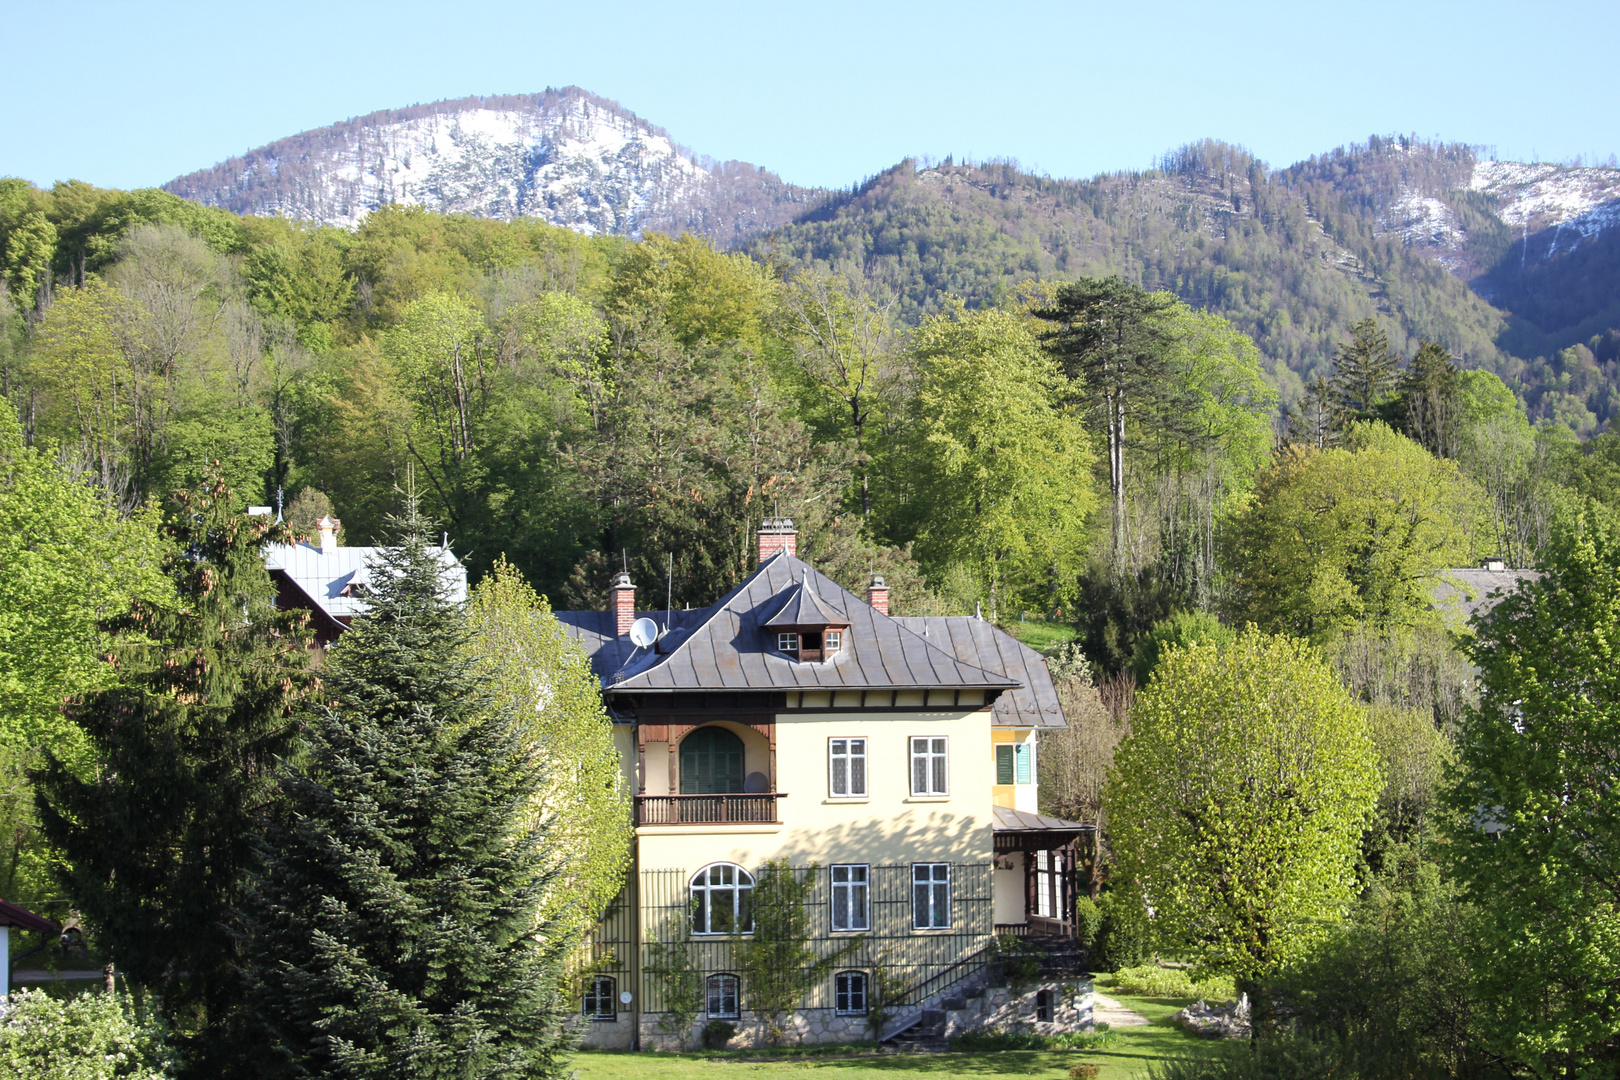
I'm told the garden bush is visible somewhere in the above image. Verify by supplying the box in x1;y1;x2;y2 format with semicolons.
0;988;177;1078
1113;964;1235;1001
1090;889;1151;971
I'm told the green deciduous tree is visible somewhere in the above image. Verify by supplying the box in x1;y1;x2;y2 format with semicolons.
244;504;574;1079
1105;630;1381;1029
887;300;1095;617
1446;512;1620;1075
35;474;314;1073
1224;422;1481;640
464;558;630;942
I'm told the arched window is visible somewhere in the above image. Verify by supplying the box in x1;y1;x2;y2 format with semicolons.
583;975;617;1021
691;863;754;935
707;973;740;1018
680;726;746;795
834;970;867;1016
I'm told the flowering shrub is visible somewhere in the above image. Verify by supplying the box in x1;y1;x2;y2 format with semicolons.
0;989;177;1078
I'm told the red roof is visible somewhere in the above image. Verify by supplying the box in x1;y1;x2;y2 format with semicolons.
0;899;56;933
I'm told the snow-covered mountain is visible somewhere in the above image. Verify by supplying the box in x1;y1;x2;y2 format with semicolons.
164;89;826;246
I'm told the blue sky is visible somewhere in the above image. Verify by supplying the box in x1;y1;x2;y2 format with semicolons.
3;0;1616;191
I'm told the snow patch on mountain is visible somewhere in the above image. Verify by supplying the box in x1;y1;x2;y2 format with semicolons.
1382;192;1466;269
1472;160;1620;248
165;89;823;243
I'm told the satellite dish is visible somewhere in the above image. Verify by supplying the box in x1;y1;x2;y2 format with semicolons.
629;618;659;648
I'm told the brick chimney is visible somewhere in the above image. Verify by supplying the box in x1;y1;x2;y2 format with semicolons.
866;573;890;616
757;517;797;565
316;515;340;555
611;571;637;638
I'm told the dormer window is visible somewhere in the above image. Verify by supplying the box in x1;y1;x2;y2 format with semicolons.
765;573;849;663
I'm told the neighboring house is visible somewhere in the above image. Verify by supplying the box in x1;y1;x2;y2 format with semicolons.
264;516;467;645
557;519;1092;1049
1432;558;1540;626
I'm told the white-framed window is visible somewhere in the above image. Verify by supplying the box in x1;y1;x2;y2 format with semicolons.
829;737;867;798
830;864;870;931
825;629;843;652
995;743;1033;785
777;632;800;654
691;863;754;935
583;975;617;1021
910;736;948;796
912;862;951;929
835;970;868;1015
707;973;740;1018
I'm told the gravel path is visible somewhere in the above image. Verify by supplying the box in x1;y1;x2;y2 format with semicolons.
1093;992;1151;1027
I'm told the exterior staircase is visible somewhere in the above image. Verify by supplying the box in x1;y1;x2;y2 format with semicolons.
878;933;1092;1048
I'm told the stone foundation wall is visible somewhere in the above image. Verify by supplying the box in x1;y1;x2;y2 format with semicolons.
943;979;1094;1037
595;1009;873;1050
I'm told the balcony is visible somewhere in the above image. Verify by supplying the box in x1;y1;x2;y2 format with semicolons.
635;793;786;826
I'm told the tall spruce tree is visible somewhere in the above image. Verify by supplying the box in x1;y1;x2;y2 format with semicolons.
35;472;315;1073
244;502;573;1080
1397;340;1461;458
1330;317;1400;420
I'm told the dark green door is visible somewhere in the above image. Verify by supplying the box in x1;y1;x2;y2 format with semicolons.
680;726;746;794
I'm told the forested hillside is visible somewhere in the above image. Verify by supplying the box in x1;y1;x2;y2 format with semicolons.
758;139;1620;431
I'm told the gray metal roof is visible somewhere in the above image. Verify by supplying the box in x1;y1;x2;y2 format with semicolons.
264;542;466;623
1431;567;1540;625
763;577;845;628
892;617;1067;729
992;806;1094;833
557;552;1021;695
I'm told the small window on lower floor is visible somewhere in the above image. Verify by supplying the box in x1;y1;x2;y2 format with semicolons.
1036;988;1054;1022
835;970;868;1015
707;973;740;1018
584;975;617;1021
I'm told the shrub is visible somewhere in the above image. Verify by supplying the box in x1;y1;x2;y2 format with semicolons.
700;1019;737;1050
1073;895;1103;950
1070;1065;1101;1080
1090;890;1151;971
950;1026;1115;1053
1113;964;1235;1001
0;988;177;1078
1148;1037;1352;1080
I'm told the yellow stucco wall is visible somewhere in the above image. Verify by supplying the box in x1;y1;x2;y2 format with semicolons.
633;709;995;872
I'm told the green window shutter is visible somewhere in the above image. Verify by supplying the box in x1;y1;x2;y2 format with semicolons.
1015;743;1032;784
995;744;1015;785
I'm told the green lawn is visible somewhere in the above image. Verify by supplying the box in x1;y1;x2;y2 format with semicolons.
1004;620;1079;655
574;983;1217;1080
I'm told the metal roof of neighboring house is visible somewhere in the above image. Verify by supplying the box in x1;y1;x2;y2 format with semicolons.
556;551;1030;700
264;542;466;624
1431;567;1541;625
0;898;57;933
892;617;1067;729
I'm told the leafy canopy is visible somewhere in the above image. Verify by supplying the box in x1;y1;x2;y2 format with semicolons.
1106;630;1380;994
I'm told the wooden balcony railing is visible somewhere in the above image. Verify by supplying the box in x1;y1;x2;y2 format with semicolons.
636;793;786;826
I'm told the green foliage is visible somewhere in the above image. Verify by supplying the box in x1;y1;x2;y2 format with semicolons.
1331;317;1400;420
1072;895;1103;950
1129;610;1236;685
1146;1037;1355;1080
243;501;576;1078
1224;423;1482;640
35;474;313;1072
1445;511;1620;1075
0;988;178;1079
885;300;1095;615
949;1025;1116;1052
1106;630;1380;1017
734;861;862;1044
464;558;631;941
1110;965;1235;1001
700;1020;738;1050
992;934;1042;992
1276;850;1486;1079
1089;889;1152;973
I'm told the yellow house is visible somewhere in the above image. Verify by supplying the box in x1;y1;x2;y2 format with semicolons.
559;519;1091;1049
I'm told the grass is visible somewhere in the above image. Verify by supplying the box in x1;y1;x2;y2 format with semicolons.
573;980;1219;1080
1005;620;1079;655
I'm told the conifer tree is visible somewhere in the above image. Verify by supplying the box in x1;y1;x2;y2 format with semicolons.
36;472;315;1073
1397;340;1461;458
1330;317;1400;420
244;503;573;1080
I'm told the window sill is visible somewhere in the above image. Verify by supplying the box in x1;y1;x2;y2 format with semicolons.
829;928;870;935
905;795;951;802
911;926;955;933
824;797;870;804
